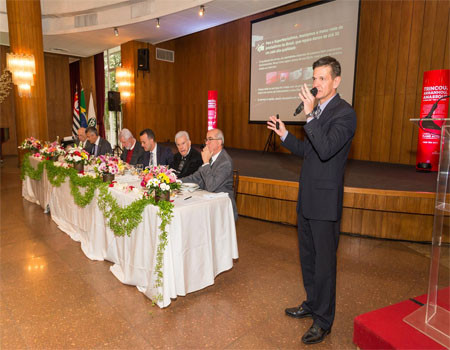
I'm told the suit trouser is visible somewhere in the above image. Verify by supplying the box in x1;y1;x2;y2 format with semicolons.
298;206;340;331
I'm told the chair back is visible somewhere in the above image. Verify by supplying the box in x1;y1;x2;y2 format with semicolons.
233;169;239;199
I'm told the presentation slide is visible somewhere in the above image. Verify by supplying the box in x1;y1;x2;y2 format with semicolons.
249;0;359;123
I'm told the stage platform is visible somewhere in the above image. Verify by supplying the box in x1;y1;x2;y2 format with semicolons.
353;287;450;349
219;147;441;243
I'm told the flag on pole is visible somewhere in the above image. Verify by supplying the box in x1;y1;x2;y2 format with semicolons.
87;92;97;127
79;87;88;128
72;89;80;137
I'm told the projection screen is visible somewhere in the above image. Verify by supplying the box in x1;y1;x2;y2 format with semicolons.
249;0;360;123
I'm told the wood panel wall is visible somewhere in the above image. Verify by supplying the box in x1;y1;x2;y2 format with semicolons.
236;176;443;242
121;40;176;143
45;53;71;142
123;0;449;165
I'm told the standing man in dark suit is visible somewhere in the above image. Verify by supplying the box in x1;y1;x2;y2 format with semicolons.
267;56;356;345
139;129;173;167
119;128;146;166
85;126;113;156
182;128;237;221
170;131;202;178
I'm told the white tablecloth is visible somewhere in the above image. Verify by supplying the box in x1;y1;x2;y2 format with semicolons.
23;161;238;307
22;158;52;212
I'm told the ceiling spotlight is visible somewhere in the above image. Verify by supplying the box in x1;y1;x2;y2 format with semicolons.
199;5;205;17
156;18;160;28
114;27;119;36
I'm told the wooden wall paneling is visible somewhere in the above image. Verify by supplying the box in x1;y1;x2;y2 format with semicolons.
397;0;416;164
44;53;71;141
430;0;450;69
79;57;96;119
406;0;426;164
360;0;382;160
0;45;17;156
120;41;137;137
377;1;402;163
351;0;371;160
370;1;393;162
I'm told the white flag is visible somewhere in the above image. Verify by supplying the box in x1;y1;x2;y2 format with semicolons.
87;92;97;127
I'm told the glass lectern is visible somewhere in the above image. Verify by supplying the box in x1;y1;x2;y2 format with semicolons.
404;118;450;348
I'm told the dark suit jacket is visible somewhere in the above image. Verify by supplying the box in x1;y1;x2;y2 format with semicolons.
120;140;146;166
85;137;113;156
141;143;174;167
182;149;237;221
282;94;356;221
170;147;203;178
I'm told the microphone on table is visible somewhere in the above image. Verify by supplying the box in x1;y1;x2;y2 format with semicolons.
293;87;318;116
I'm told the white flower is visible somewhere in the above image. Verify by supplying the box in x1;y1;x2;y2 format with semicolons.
160;183;170;191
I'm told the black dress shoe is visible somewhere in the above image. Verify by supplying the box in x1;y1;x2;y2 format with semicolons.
285;306;313;319
301;324;331;345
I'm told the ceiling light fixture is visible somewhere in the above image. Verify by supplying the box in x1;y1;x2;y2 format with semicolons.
199;5;205;17
114;27;119;36
156;18;160;28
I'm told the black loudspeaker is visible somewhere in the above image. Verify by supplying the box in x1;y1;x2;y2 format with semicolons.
108;91;121;111
137;48;149;71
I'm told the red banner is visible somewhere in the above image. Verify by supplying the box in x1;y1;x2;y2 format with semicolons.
207;90;217;130
416;69;450;171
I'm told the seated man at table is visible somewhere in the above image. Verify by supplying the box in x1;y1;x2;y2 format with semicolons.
85;126;113;156
139;128;174;167
182;128;237;221
119;128;145;166
76;127;91;149
170;131;202;178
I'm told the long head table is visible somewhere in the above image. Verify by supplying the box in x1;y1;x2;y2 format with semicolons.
23;157;239;307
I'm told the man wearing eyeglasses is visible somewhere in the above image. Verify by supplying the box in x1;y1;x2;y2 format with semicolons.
182;128;237;221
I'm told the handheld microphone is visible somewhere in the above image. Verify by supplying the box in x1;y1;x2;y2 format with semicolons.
293;87;318;116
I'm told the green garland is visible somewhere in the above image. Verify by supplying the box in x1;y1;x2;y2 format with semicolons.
21;153;45;180
68;172;103;208
22;154;174;304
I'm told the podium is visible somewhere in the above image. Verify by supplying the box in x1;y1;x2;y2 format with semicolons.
404;118;450;348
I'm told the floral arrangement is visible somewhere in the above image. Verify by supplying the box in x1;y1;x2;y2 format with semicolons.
18;137;42;152
141;165;181;197
93;155;120;175
64;146;90;165
39;142;65;159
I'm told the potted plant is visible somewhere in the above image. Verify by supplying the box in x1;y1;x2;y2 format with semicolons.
64;146;90;172
94;155;119;182
39;142;65;161
141;165;181;202
18;137;42;154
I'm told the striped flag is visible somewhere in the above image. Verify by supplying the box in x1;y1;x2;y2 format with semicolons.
72;89;80;137
79;87;88;128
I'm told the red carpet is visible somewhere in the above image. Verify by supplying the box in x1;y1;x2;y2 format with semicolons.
353;287;450;349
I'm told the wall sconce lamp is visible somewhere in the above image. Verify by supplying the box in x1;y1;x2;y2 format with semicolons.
6;53;36;98
156;18;160;28
199;5;205;17
114;27;119;36
115;67;132;102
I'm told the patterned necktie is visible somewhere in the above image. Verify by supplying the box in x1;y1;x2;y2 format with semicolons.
92;144;97;156
149;152;154;167
178;156;186;172
312;105;322;119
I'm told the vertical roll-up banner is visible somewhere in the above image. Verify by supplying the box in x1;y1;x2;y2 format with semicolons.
416;70;450;171
207;90;218;130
